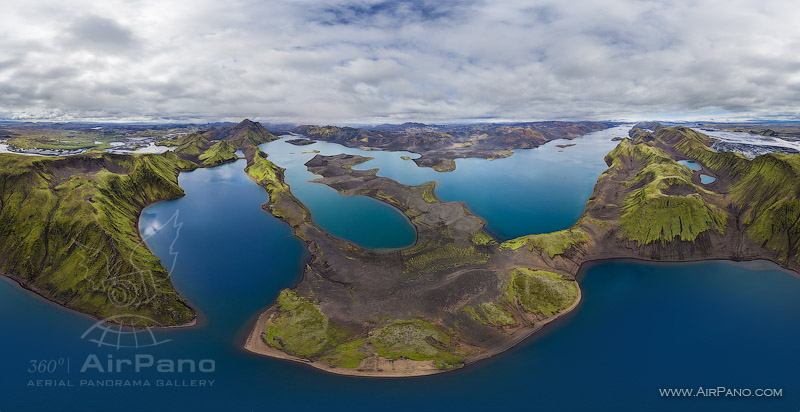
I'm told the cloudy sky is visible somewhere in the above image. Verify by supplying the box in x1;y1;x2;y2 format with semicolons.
1;0;799;124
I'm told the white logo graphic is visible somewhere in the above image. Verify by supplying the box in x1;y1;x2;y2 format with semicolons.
73;210;182;308
81;314;172;350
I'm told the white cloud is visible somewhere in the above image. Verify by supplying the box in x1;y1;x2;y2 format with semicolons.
0;0;799;123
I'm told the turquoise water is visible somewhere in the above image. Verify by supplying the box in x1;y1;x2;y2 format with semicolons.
679;160;702;171
1;133;799;411
700;174;716;184
261;125;629;241
256;139;417;250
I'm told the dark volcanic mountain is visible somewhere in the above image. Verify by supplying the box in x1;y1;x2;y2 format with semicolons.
293;121;611;171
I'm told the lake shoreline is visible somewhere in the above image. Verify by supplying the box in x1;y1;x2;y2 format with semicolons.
240;127;800;378
242;251;800;378
243;280;582;378
0;271;198;329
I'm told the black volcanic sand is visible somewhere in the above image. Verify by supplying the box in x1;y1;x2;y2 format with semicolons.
243;151;580;375
245;126;800;376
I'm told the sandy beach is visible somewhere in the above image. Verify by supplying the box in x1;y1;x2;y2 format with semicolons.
243;280;583;378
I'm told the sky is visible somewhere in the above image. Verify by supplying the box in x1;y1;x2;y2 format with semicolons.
1;0;799;124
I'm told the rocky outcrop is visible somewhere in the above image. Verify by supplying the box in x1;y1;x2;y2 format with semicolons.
293;122;610;171
244;125;800;376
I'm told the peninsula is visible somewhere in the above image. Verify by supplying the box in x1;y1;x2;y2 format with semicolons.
244;123;800;376
0;120;276;326
0;120;607;326
293;121;610;171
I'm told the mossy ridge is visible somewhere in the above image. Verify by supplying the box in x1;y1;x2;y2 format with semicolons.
728;153;800;262
652;126;750;175
367;319;464;369
605;138;727;245
621;193;726;245
244;149;311;229
746;198;800;263
198;140;237;166
507;268;577;317
298;125;343;138
244;149;284;189
729;154;800;219
226;119;276;148
499;228;588;257
176;119;276;160
644;126;800;258
0;152;196;325
174;132;209;156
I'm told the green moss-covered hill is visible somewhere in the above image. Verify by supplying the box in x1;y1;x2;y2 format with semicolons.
647;125;800;264
0;151;196;325
0;119;277;326
502;123;800;269
173;119;276;161
243;124;800;376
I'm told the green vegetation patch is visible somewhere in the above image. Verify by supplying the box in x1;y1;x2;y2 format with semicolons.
302;125;342;138
402;244;489;276
421;182;438;203
628;127;800;262
462;303;515;326
245;150;288;193
198;140;237;166
320;339;369;368
263;290;352;357
368;319;463;369
470;230;497;246
746;197;800;261
2;125;194;151
508;268;577;317
174;132;208;156
499;228;588;257
0;152;196;325
621;192;726;245
607;139;727;245
654;127;750;175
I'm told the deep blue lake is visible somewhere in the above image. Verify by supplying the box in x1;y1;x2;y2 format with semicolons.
1;130;799;411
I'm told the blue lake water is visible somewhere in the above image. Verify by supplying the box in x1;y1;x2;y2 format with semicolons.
700;174;716;184
1;131;799;411
679;160;702;171
255;140;417;250
261;125;629;241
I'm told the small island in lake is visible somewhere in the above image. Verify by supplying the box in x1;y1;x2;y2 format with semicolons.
286;138;316;146
1;120;799;377
242;123;800;376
